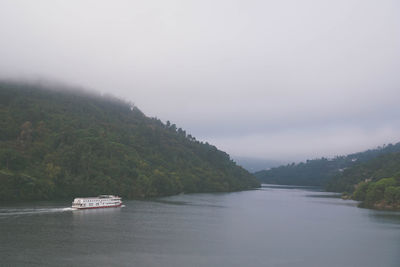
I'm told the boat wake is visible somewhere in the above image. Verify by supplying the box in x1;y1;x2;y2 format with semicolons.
0;207;74;216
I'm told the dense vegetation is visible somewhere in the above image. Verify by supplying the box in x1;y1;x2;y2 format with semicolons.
254;143;400;186
326;151;400;192
352;177;400;210
325;151;400;209
0;81;259;201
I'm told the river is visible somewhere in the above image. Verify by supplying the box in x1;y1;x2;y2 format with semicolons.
1;185;399;266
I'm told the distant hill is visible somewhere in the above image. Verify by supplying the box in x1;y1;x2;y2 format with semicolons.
0;81;259;201
254;143;400;186
232;156;286;172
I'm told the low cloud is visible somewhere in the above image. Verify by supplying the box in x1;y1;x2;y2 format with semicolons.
0;0;399;161
207;125;400;162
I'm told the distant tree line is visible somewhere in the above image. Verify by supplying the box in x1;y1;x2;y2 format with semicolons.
254;143;400;187
254;137;400;209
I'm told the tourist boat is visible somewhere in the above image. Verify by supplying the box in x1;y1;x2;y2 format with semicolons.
72;195;122;209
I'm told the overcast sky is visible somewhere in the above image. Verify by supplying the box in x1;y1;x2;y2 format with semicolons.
1;0;400;162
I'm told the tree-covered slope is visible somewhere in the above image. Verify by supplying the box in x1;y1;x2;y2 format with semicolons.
0;81;259;201
326;151;400;193
352;177;400;210
326;152;400;210
254;143;400;186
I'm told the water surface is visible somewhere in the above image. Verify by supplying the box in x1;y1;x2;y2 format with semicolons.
1;185;399;266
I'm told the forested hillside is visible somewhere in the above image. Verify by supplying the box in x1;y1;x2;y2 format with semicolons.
352;177;400;210
326;152;400;210
326;151;400;193
254;143;400;186
0;81;259;201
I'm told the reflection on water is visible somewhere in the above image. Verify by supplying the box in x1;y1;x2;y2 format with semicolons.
261;184;321;191
1;186;399;267
151;198;226;209
305;193;342;198
367;210;400;227
148;199;189;206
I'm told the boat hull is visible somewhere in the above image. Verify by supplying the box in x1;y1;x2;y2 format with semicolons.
74;203;122;210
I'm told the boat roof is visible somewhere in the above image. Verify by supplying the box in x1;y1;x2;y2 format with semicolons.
73;195;120;199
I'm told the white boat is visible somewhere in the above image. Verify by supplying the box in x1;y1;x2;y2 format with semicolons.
72;195;122;209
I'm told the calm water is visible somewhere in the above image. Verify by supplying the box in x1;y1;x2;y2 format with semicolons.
1;185;399;267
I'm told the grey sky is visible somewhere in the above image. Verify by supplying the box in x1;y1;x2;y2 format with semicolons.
1;0;400;162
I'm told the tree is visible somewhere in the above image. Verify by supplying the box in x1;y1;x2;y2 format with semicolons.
353;182;369;201
384;186;397;204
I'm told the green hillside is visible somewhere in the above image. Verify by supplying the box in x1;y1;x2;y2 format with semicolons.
254;143;400;186
0;81;259;201
326;152;400;210
352;177;400;210
326;151;400;192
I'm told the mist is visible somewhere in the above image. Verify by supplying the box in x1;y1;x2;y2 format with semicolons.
1;0;399;163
